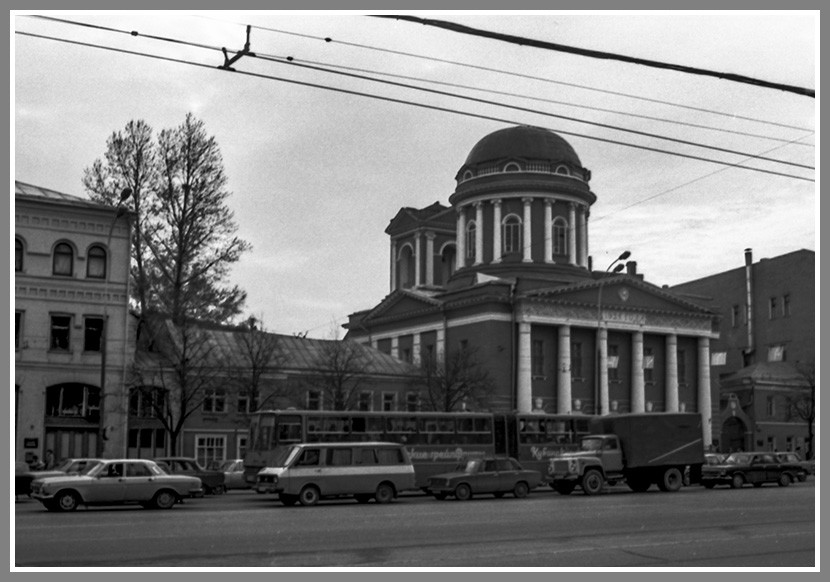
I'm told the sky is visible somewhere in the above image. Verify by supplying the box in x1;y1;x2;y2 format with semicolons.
12;11;817;339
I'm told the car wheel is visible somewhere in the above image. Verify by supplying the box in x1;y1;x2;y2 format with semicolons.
581;469;604;496
375;483;395;504
657;468;683;492
513;481;530;499
153;490;177;510
299;485;320;506
55;490;80;512
279;494;298;506
454;483;472;501
432;492;448;501
730;474;745;489
778;473;792;487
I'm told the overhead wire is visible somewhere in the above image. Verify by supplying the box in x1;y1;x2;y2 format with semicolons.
16;21;815;179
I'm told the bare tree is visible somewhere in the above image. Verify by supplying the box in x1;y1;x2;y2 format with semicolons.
419;346;495;412
308;337;372;411
786;362;815;460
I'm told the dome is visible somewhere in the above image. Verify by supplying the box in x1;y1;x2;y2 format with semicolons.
463;125;582;168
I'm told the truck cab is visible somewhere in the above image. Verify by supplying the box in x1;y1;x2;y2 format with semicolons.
548;434;625;495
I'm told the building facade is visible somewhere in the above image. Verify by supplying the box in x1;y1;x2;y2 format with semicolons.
671;249;815;456
14;181;133;464
345;125;721;448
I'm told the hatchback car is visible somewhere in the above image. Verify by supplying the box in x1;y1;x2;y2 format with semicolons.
30;459;203;512
426;457;542;501
154;457;226;494
700;451;800;489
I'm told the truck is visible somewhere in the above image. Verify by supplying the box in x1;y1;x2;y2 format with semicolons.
547;412;705;495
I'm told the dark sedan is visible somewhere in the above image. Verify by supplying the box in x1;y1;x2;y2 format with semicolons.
775;452;812;482
426;457;542;501
701;451;800;489
154;457;226;495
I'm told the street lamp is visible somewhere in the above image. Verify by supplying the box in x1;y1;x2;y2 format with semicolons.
97;188;132;457
594;250;631;416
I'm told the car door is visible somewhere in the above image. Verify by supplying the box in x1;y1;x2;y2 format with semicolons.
90;462;128;502
746;454;766;485
760;454;781;483
123;461;159;502
476;459;500;493
494;459;518;491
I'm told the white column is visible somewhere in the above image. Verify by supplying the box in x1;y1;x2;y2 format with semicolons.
517;322;532;413
390;240;397;292
578;206;588;268
598;327;609;415
436;327;446;364
544;199;553;263
698;337;713;448
583;209;590;268
414;232;422;287
456;208;465;271
425;232;435;286
522;197;533;262
474;202;484;265
631;331;645;413
391;336;399;360
557;325;572;414
568;203;577;265
491;199;502;263
665;334;679;412
412;333;421;365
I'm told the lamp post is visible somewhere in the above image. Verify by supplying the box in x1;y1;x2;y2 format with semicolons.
96;188;132;458
594;250;631;416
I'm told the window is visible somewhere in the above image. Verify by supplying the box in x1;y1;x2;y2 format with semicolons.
401;348;412;363
202;389;227;413
504;162;521;172
52;242;74;276
237;393;251;414
195;435;226;468
126;462;153;477
465;221;476;260
405;392;419;412
532;340;544;376
129;387;166;418
643;347;655;384
50;315;72;351
376;447;404;465
307;390;322;410
677;349;686;385
237;436;248;459
86;245;107;279
768;344;786;362
571;342;582;379
15;311;23;350
608;345;619;381
766;396;776;418
382;392;396;412
326;448;352;466
731;304;741;327
711;352;727;366
502;214;522;254
296;448;321;466
555;165;571;176
15;239;23;271
783;294;791;317
83;317;104;352
46;383;100;418
769;297;778;319
358;391;373;411
552;217;568;255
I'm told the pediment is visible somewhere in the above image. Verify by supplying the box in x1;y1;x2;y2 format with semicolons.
363;289;443;322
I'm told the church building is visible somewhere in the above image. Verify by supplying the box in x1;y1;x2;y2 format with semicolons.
345;125;720;448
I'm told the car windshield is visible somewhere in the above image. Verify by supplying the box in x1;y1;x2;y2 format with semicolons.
460;459;481;474
272;446;297;468
580;437;604;451
725;453;751;464
218;460;238;471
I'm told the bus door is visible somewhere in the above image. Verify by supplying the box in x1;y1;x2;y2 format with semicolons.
493;414;510;457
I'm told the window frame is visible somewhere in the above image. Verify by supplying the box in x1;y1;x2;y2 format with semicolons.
465;220;476;260
552;217;568;255
86;245;107;279
15;238;24;272
202;389;227;414
49;314;72;351
502;214;522;255
83;316;105;352
52;242;74;276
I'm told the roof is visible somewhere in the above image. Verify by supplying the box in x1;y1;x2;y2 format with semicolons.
15;180;111;211
724;361;807;384
462;125;583;168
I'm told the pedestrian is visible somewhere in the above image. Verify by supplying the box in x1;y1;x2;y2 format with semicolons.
43;449;55;470
28;454;44;470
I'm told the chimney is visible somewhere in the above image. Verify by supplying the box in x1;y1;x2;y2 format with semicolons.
744;248;754;365
626;261;637;275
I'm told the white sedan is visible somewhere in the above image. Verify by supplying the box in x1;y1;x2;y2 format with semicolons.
30;459;204;512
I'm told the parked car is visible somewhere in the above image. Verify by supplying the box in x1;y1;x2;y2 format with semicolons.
426;457;542;501
154;457;226;494
15;458;99;498
207;459;249;490
704;453;728;465
700;451;800;489
29;459;203;512
775;452;812;482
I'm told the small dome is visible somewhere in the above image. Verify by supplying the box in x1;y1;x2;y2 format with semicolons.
463;125;582;168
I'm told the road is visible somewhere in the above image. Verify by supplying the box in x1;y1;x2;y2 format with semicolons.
14;482;816;568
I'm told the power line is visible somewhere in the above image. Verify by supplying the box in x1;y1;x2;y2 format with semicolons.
19;19;814;173
375;15;815;98
14;30;814;184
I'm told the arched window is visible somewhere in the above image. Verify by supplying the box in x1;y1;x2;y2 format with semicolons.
555;165;571;176
502;214;522;255
15;238;23;272
53;242;74;276
552;217;568;256
462;170;474;181
398;245;414;289
504;162;521;172
439;243;456;285
86;245;107;279
465;221;477;260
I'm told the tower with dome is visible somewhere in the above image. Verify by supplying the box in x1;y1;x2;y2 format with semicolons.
345;125;718;449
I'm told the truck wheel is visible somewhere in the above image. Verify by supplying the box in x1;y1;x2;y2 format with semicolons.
657;468;683;492
581;469;604;495
552;481;575;495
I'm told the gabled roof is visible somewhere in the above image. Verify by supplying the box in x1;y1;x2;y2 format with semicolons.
385;202;454;235
723;361;807;385
137;316;420;378
15;180;109;211
358;288;444;323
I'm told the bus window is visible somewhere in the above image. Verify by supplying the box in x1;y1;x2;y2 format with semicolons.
418;417;454;444
457;416;492;444
277;415;302;443
377;447;405;465
366;416;384;441
326;447;353;467
356;448;378;465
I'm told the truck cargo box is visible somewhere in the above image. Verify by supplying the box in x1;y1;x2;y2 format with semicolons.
588;413;704;469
